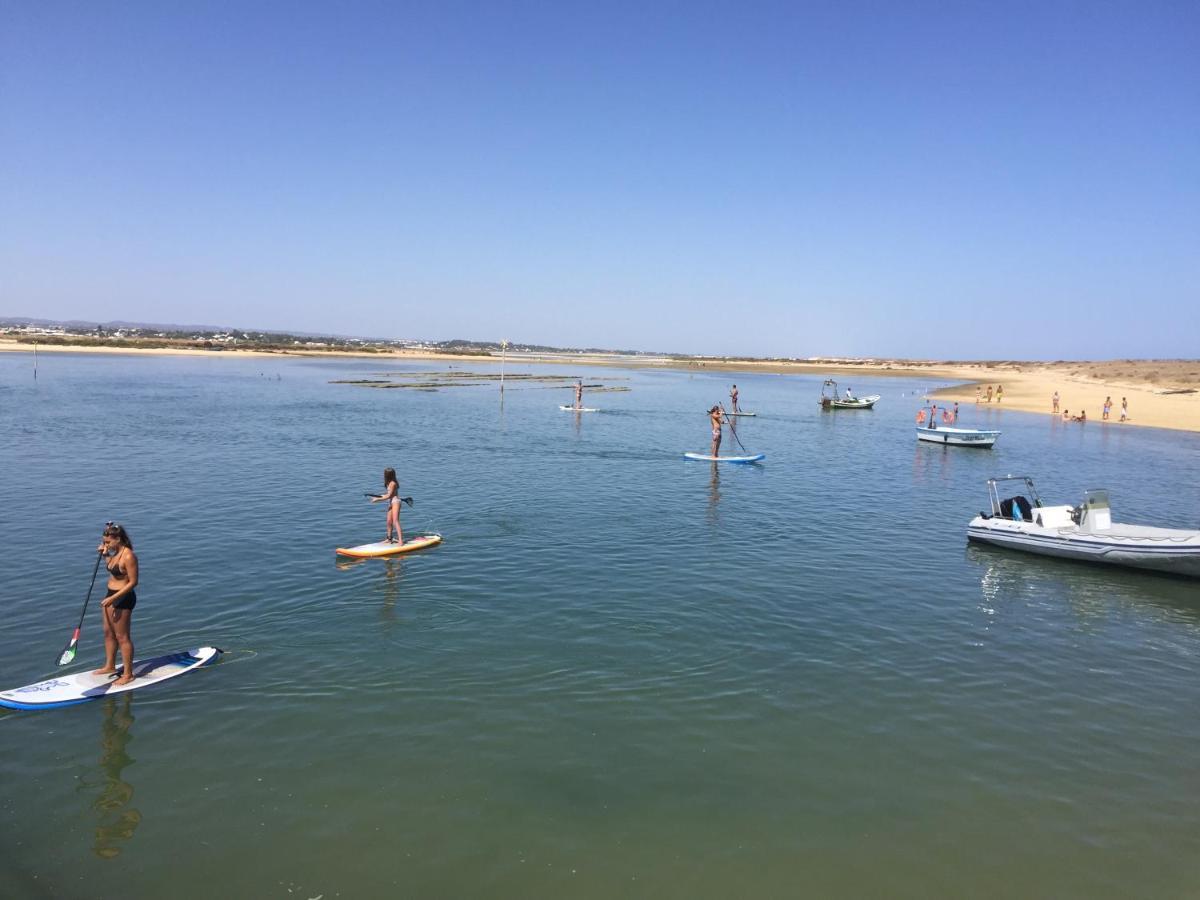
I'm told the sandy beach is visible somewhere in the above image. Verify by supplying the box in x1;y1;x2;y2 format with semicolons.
4;339;1196;433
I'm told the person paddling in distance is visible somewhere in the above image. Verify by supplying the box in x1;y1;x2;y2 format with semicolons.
370;467;404;544
730;384;739;413
93;523;138;685
709;405;723;457
574;379;584;411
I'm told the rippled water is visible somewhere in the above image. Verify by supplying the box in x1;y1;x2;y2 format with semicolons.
2;352;1198;898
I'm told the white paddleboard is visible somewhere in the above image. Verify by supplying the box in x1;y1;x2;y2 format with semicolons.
0;646;223;711
726;412;757;417
683;452;765;463
559;405;599;412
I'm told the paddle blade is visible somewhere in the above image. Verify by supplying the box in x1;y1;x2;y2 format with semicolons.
57;628;81;666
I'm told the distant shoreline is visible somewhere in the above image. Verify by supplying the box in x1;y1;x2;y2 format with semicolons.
3;338;1196;433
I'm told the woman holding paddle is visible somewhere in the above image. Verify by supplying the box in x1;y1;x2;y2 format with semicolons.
370;467;404;544
709;405;724;456
93;523;138;686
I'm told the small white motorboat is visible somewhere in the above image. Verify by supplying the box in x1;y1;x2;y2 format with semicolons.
967;476;1200;578
819;379;879;409
915;423;1000;447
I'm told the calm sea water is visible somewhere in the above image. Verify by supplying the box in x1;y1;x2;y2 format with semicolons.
1;352;1198;899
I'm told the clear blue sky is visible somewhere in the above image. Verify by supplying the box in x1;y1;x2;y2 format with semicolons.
2;1;1197;357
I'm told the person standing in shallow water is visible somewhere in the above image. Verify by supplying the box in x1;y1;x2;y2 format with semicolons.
370;467;403;544
93;523;138;686
709;405;723;456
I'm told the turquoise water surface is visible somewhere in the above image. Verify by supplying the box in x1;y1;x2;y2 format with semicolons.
2;352;1198;898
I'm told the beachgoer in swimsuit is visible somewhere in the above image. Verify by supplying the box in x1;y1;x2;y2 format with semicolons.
709;405;723;456
730;385;739;413
1103;396;1111;420
986;385;993;402
1052;391;1059;413
1120;397;1128;422
952;402;959;423
996;384;1003;403
93;523;138;686
370;467;403;544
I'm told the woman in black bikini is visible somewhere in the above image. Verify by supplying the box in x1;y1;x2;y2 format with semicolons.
93;523;138;685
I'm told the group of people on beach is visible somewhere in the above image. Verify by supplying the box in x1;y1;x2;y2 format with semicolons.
1053;391;1127;423
975;384;1003;403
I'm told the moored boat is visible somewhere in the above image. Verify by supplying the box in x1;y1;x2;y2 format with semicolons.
967;476;1200;578
819;379;879;409
915;403;999;447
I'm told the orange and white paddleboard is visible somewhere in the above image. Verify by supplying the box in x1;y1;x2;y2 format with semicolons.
335;534;443;558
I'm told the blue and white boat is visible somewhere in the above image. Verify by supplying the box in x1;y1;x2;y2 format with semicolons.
967;476;1200;578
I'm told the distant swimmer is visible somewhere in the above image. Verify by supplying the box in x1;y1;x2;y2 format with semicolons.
709;405;723;456
92;523;138;686
370;467;404;544
730;384;739;413
574;379;583;410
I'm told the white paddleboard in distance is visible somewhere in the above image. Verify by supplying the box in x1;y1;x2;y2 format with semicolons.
0;646;223;711
726;411;757;417
335;533;443;558
683;452;765;463
559;405;599;412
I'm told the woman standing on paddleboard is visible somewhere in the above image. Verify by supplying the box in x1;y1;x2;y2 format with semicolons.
371;467;404;544
93;523;138;685
709;405;723;457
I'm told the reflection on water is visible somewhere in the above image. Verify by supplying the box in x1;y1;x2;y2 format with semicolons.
375;558;404;627
77;695;141;859
706;462;721;525
968;543;1200;629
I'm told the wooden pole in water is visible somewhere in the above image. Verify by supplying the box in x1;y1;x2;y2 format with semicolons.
500;339;508;394
33;341;38;380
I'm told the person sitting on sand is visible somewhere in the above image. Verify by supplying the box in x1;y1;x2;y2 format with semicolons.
709;405;723;456
1073;410;1087;422
93;523;138;686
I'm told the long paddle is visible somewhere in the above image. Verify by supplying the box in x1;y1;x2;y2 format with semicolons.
364;493;414;506
719;404;749;454
56;551;105;667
